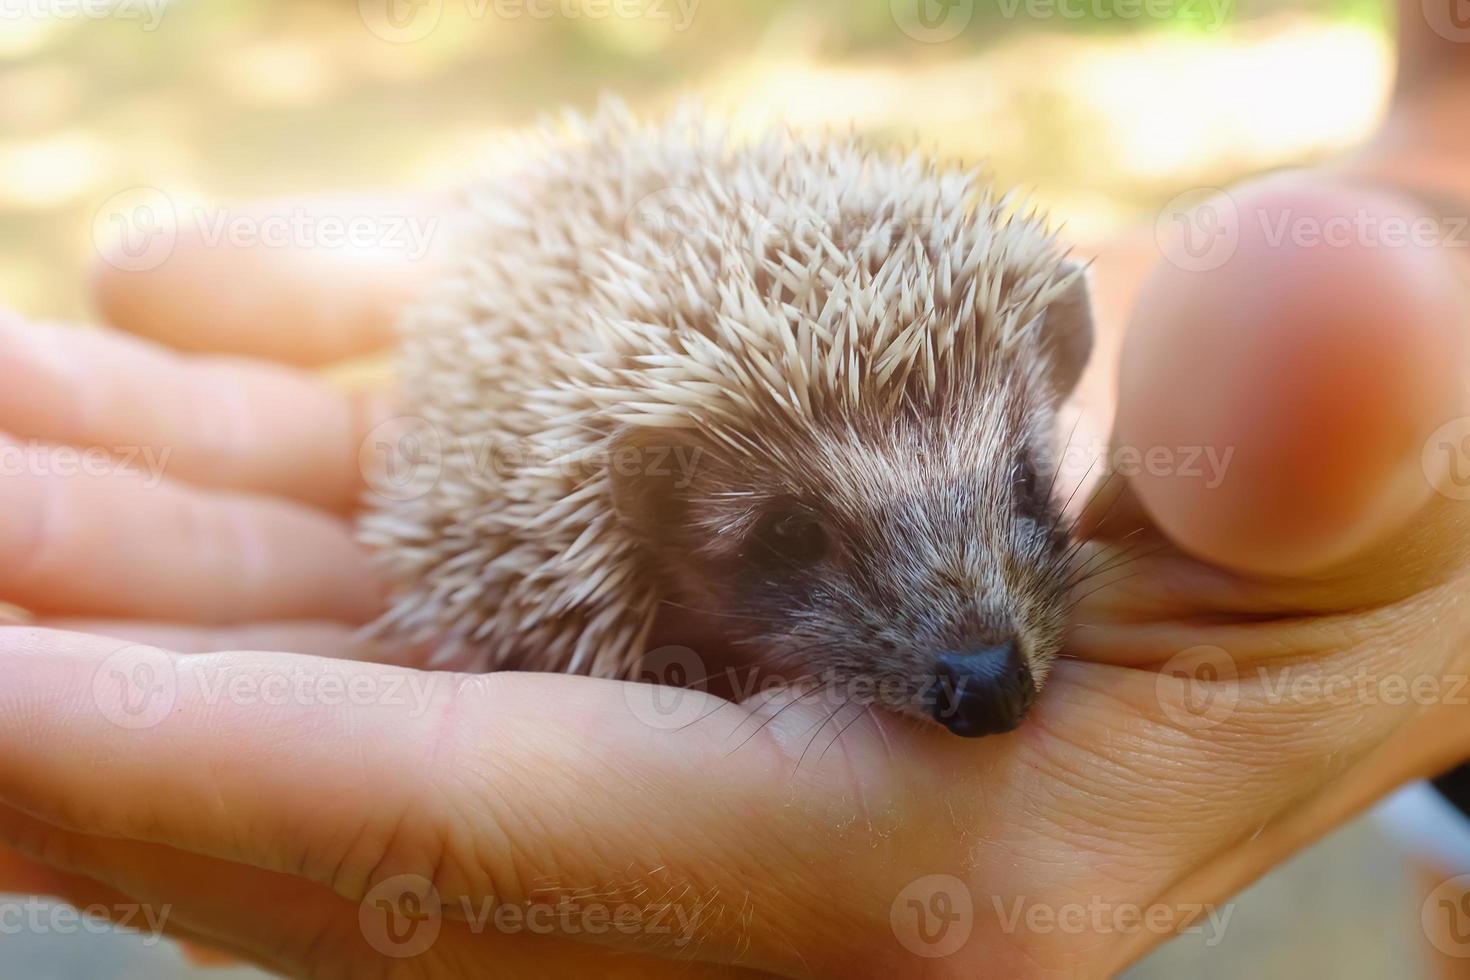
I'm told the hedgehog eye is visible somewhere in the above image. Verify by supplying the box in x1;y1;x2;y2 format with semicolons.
753;508;829;565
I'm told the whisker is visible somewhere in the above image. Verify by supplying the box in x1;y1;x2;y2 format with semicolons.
1065;539;1138;586
795;699;851;775
818;703;871;765
1064;468;1127;540
1065;533;1159;582
1070;570;1146;605
1044;414;1083;506
1060;521;1141;574
670;681;782;734
723;683;825;757
669;696;737;733
1068;543;1170;589
657;599;775;624
863;706;896;763
1064;539;1134;586
661;664;777;733
1049;456;1097;539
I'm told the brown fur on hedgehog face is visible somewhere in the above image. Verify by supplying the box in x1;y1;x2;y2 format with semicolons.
613;286;1090;737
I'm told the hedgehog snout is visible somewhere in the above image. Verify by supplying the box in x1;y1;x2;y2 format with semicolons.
925;641;1036;738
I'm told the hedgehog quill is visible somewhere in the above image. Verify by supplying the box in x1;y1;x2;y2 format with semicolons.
360;102;1094;737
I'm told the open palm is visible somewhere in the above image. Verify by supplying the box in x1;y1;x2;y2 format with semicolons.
2;175;1469;978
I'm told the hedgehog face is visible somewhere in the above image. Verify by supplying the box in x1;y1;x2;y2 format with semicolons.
615;379;1078;737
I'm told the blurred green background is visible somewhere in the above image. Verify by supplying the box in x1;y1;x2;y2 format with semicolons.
1;0;1393;320
0;1;1436;978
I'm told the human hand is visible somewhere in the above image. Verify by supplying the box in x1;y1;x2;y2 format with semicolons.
2;172;1469;978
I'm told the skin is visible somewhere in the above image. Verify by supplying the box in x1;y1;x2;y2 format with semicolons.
3;20;1470;980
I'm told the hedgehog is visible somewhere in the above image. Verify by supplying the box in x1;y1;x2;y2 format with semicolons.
358;101;1094;737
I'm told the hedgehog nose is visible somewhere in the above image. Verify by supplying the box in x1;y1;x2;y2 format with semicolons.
930;643;1035;737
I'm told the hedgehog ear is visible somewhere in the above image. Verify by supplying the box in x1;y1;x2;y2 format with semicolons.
1039;261;1094;401
607;426;704;547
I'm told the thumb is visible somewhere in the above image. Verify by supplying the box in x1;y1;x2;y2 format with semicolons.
1097;173;1470;586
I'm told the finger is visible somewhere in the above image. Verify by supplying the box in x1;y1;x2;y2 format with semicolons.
0;314;388;512
0;849;224;959
0;806;765;979
0;843;88;895
178;940;240;968
37;620;421;664
91;193;445;366
0;805;380;978
0;449;380;623
0;628;885;975
1118;174;1470;578
0;844;257;972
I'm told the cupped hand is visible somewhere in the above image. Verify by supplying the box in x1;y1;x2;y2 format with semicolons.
2;177;1470;979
